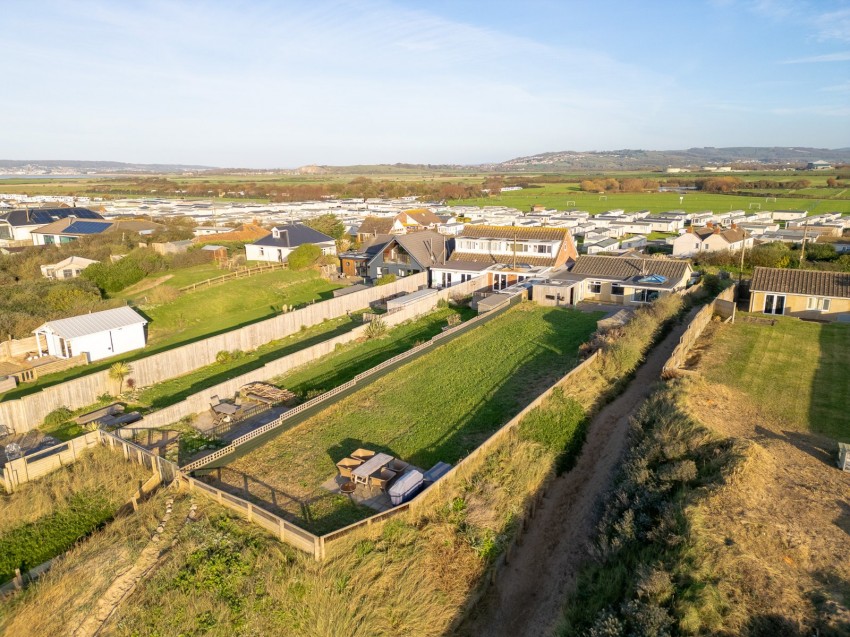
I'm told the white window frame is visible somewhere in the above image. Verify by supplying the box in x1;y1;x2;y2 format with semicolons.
763;294;786;315
589;281;602;294
807;296;831;311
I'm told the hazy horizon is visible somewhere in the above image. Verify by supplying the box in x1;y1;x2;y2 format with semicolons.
3;0;849;167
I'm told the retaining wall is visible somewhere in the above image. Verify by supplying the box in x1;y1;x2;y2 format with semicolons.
663;285;736;375
133;275;486;431
0;273;429;433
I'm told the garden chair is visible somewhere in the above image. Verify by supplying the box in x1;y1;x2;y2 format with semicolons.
388;458;410;474
369;467;397;491
336;457;363;479
351;448;376;462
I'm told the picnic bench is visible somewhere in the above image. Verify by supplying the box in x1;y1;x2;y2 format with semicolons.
351;452;394;487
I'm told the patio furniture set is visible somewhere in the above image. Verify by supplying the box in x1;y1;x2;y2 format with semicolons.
335;448;454;506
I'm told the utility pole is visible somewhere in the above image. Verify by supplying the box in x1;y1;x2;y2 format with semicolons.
800;217;809;264
512;230;517;271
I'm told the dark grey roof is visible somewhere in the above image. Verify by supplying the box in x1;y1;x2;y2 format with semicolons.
568;255;691;288
750;267;850;299
250;223;334;248
367;230;448;268
0;207;103;227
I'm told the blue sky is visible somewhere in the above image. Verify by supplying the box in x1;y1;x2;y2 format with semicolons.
1;0;849;167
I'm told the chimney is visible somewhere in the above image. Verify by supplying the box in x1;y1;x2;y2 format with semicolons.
706;221;713;228
686;226;693;234
731;222;737;230
714;226;721;234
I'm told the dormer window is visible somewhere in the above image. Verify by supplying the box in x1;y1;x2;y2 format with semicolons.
272;228;280;239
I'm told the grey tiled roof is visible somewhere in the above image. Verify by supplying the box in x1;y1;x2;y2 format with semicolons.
750;267;850;299
569;256;691;288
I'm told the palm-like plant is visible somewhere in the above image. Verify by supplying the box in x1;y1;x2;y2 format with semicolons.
109;362;132;395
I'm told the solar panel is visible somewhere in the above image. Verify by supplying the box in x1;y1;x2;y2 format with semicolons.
64;220;111;235
29;208;103;224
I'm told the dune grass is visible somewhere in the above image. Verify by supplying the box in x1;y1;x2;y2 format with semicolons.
699;315;850;441
0;295;689;637
0;445;151;584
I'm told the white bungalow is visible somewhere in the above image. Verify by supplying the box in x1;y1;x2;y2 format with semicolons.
33;306;147;362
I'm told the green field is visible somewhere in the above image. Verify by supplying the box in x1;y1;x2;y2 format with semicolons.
132;306;471;414
450;187;850;215
0;268;343;402
700;315;850;440
221;303;601;533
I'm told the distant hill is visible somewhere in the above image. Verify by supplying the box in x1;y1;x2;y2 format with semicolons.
495;147;850;171
0;159;215;174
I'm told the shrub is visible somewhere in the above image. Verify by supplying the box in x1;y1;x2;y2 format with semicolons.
365;317;387;339
215;350;232;365
701;273;723;297
43;407;73;429
287;244;322;271
375;274;397;286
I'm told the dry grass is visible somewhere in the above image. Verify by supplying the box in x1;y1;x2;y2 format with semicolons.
0;445;151;536
0;488;186;636
0;296;689;637
683;377;850;635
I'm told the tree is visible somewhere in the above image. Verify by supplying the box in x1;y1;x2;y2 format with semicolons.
287;244;322;271
109;362;132;395
305;214;345;241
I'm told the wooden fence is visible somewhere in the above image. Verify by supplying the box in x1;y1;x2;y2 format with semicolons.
178;262;286;292
663;285;737;376
0;272;431;433
2;430;102;493
0;336;39;360
181;278;502;472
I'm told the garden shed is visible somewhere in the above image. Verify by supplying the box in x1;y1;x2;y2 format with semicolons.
33;306;147;362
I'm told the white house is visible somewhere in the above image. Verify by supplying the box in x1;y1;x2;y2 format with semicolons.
672;223;753;258
33;306;148;362
40;255;99;280
245;223;336;263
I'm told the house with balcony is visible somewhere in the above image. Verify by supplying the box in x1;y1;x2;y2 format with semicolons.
364;230;448;283
430;225;578;290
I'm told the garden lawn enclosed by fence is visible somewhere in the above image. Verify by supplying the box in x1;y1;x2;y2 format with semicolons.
217;303;602;533
698;314;850;441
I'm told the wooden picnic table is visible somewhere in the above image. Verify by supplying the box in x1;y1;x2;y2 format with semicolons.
351;452;393;485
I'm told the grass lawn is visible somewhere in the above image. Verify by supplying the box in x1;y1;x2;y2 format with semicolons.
699;315;850;440
0;269;343;402
140;269;343;348
269;306;475;396
221;303;602;533
450;188;850;215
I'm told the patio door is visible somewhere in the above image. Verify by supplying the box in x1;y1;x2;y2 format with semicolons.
763;294;785;315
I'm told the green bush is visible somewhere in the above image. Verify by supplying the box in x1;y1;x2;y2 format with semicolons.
43;407;73;429
365;317;387;339
701;273;723;297
287;244;322;271
82;249;167;293
375;274;397;286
